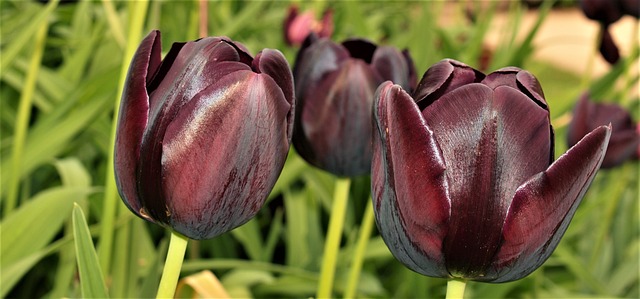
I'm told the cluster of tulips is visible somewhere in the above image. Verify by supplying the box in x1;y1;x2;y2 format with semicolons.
113;3;638;289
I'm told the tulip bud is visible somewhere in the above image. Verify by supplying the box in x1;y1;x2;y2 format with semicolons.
283;6;333;47
568;93;639;168
114;30;294;240
293;34;416;176
372;59;611;282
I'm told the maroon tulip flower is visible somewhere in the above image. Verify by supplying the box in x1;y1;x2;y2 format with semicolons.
283;5;333;47
372;59;611;282
568;93;639;168
114;30;294;240
293;33;416;176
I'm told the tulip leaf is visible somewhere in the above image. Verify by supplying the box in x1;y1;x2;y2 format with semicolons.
72;204;109;298
0;186;92;296
0;0;58;71
231;218;264;262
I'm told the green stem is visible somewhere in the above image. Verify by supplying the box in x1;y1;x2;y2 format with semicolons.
5;12;51;215
344;198;375;298
156;231;189;299
446;279;467;299
97;0;149;276
317;177;351;298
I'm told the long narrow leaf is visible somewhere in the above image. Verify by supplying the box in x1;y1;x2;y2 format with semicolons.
72;204;109;298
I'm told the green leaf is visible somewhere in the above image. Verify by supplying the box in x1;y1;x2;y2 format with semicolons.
72;204;109;298
0;186;92;296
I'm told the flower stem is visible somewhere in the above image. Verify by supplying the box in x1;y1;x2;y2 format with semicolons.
344;198;375;298
446;279;467;299
317;177;351;298
156;231;189;299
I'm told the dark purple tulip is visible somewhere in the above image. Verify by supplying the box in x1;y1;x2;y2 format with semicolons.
372;59;611;282
114;30;294;240
568;93;639;168
283;5;333;47
580;0;639;64
293;34;416;176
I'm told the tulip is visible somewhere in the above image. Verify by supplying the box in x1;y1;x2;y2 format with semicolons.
283;5;333;47
372;59;611;282
568;93;639;168
580;0;639;64
293;33;416;176
114;30;294;240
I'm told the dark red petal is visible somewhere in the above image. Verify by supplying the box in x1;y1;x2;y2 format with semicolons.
371;46;414;92
114;30;160;219
293;38;350;101
422;84;550;279
319;9;334;38
372;81;450;277
413;59;484;108
402;49;418;92
493;125;611;282
161;70;290;240
283;6;300;45
253;49;295;141
137;40;251;224
599;27;620;65
516;70;547;108
294;59;380;176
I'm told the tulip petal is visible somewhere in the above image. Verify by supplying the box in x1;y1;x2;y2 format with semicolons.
421;84;550;279
114;30;160;218
137;40;252;224
493;125;611;282
371;46;414;92
293;38;350;101
372;81;450;277
253;49;295;141
161;70;290;240
482;68;547;109
413;59;484;108
295;59;380;176
599;27;620;65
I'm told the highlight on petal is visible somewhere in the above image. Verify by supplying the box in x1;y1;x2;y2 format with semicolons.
413;59;484;108
161;71;290;239
114;30;160;218
372;81;450;277
493;125;611;282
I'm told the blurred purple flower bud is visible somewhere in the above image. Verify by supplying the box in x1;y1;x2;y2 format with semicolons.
293;34;416;176
372;59;611;282
114;30;295;240
568;93;639;168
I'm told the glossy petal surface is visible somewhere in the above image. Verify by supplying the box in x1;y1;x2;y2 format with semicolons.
114;30;160;218
372;82;450;277
422;84;550;279
162;71;290;239
494;125;610;282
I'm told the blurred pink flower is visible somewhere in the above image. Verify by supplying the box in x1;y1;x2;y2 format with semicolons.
284;6;333;47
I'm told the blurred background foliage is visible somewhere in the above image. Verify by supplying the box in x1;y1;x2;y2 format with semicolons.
0;0;638;298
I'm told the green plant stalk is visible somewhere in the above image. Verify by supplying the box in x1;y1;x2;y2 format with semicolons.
156;231;189;298
98;0;149;276
446;279;466;299
5;16;51;215
317;177;351;298
101;0;126;48
344;198;375;298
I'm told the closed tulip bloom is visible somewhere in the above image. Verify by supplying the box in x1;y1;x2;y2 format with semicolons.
568;93;639;168
372;59;611;282
114;30;294;240
293;34;416;176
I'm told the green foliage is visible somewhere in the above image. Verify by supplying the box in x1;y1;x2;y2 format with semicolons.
1;0;637;298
